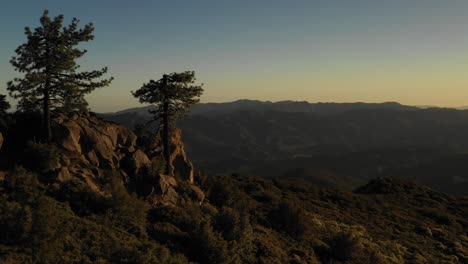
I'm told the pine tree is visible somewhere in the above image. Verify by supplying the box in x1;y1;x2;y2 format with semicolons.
132;71;203;175
7;10;113;142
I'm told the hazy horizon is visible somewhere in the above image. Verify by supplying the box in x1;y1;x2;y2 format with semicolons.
101;99;468;114
2;1;468;112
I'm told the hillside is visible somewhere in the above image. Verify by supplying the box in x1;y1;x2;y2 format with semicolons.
0;113;466;263
100;101;468;162
100;101;468;196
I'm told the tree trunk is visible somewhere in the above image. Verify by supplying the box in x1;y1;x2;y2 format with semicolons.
162;74;171;175
43;42;52;143
43;79;52;142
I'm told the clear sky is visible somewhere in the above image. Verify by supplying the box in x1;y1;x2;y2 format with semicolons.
2;0;468;112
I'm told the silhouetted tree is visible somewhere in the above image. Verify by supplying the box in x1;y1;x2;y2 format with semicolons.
0;95;10;114
132;71;203;174
0;94;11;130
7;10;113;142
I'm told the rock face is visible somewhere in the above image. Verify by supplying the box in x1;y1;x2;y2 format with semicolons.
51;113;137;193
122;149;152;179
49;112;200;205
53;112;137;169
147;129;195;183
170;129;195;183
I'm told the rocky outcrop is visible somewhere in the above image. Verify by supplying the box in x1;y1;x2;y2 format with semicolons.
144;174;204;207
146;129;195;183
50;113;137;193
157;174;179;205
122;149;152;179
169;129;195;183
48;112;200;206
53;112;137;170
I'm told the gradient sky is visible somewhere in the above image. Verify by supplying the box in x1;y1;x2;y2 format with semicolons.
2;1;468;112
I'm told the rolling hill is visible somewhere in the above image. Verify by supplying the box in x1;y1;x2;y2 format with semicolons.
99;100;468;196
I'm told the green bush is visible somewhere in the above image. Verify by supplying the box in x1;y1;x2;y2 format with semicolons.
418;208;455;226
3;166;42;204
152;222;188;245
272;201;308;239
329;232;361;261
191;222;228;263
214;207;241;241
21;142;61;173
207;176;252;210
102;176;150;237
53;179;107;215
0;197;32;244
0;168;186;263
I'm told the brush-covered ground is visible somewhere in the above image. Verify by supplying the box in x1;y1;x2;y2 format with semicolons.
0;166;466;263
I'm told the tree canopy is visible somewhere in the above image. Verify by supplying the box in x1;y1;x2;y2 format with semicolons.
7;10;113;141
132;71;203;174
132;71;204;128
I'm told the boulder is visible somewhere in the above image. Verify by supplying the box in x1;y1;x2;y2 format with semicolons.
50;113;138;194
56;167;72;182
188;185;205;205
122;149;151;179
170;129;195;183
156;174;178;194
148;129;194;183
141;174;180;206
162;187;179;206
147;174;207;207
52;112;137;170
54;119;82;153
85;150;100;167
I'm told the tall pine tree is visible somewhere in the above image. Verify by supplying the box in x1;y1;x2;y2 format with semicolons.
132;71;203;175
7;10;113;142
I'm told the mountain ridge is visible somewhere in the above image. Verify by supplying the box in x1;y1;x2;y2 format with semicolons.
99;102;468;196
102;100;421;117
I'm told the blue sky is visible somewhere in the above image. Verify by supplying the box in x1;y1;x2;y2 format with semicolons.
2;1;468;112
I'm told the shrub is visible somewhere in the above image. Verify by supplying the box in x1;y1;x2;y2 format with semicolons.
0;197;32;244
207;176;252;210
329;232;361;261
3;166;42;204
191;222;228;263
418;208;455;226
272;201;308;239
152;222;188;244
53;179;107;215
214;207;241;241
103;176;150;237
21;142;61;173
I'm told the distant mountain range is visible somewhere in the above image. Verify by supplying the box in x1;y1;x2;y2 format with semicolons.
100;100;468;160
99;100;468;195
104;99;420;117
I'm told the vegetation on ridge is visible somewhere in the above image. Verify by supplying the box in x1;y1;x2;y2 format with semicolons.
7;10;113;141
